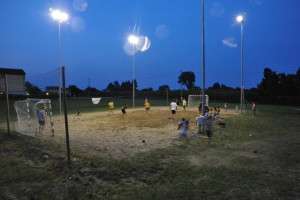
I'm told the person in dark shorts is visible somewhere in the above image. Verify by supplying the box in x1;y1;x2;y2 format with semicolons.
121;105;128;118
38;107;46;133
170;100;177;119
205;116;213;146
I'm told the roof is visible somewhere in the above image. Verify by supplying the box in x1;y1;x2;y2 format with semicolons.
0;68;26;75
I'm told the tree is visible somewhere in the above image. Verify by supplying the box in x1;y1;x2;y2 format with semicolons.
178;71;195;89
106;82;115;91
120;81;132;91
85;87;100;96
158;85;170;91
141;87;153;91
68;85;82;96
212;82;221;89
25;81;42;94
257;68;279;96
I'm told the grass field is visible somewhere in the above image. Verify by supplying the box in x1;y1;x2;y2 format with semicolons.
0;98;300;199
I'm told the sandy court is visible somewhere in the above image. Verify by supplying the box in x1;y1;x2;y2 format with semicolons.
12;106;238;158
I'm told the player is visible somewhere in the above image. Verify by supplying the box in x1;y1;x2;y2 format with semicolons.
170;99;177;119
224;103;228;112
145;101;151;113
76;110;81;116
252;102;256;116
196;113;206;134
108;101;114;114
182;98;187;111
38;106;46;133
121;105;128;118
205;116;213;146
177;118;190;147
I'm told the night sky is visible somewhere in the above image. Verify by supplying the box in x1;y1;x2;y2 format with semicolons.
0;0;299;90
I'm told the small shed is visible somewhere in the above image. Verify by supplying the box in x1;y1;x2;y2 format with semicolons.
0;68;26;95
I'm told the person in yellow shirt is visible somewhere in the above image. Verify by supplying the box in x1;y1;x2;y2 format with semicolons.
182;98;187;111
145;102;151;113
108;101;114;114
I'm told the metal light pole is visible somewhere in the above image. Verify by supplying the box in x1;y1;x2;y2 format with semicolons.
201;0;206;116
237;15;244;115
51;9;69;114
128;35;139;108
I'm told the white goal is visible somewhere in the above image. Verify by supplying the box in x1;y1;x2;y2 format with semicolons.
188;95;209;107
14;98;54;137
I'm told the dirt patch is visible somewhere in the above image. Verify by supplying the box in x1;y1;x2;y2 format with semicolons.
13;107;238;158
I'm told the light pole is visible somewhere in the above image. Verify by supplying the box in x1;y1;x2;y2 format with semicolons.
128;35;139;108
201;0;206;116
51;9;69;114
236;15;244;115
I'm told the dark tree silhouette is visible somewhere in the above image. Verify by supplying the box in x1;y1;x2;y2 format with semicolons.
25;81;42;94
212;82;221;89
69;85;82;96
158;85;170;91
178;71;195;89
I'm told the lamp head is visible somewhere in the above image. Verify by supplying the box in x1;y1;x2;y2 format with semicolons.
128;35;139;44
236;15;244;23
51;9;69;22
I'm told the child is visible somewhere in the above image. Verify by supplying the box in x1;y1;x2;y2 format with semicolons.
178;118;190;147
121;105;128;118
196;113;206;134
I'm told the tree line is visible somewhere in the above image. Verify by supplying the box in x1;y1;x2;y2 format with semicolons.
24;67;300;105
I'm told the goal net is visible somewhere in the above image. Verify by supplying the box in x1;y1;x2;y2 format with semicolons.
188;95;209;107
14;98;54;137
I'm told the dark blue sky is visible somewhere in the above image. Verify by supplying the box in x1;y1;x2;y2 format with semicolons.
0;0;299;90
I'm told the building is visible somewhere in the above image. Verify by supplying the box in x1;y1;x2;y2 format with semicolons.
46;86;71;96
0;68;26;95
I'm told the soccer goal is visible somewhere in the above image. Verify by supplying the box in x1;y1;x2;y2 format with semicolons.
188;95;209;107
14;98;54;137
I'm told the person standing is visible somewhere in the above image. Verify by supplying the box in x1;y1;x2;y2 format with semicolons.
196;113;206;134
182;98;187;111
38;107;46;134
224;103;228;112
145;101;151;113
205;116;213;146
252;102;256;116
108;101;114;114
170;100;177;119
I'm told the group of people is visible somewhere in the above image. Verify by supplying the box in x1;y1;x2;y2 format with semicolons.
106;98;151;118
176;110;214;147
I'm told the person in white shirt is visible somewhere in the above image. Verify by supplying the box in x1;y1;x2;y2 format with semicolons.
170;100;177;119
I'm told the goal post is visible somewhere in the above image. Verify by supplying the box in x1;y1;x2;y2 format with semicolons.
188;94;209;107
14;98;54;137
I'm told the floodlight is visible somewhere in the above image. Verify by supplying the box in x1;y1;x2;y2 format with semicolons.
51;9;69;22
236;15;244;23
128;35;139;44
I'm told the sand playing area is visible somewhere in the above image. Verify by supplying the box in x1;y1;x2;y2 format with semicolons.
10;106;238;158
